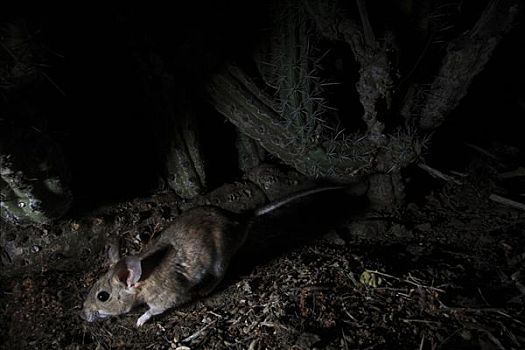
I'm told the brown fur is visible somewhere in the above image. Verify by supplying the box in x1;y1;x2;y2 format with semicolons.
81;207;244;326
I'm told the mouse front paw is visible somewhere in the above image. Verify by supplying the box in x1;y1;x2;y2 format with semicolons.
136;312;151;327
136;306;167;327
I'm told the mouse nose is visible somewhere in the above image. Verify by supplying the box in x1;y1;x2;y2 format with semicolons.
80;309;95;322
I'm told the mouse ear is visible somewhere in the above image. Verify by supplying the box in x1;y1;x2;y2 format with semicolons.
123;256;142;287
113;256;142;288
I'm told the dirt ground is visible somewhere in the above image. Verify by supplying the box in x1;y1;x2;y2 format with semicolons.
1;155;525;350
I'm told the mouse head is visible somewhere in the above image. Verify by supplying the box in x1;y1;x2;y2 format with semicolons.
81;244;143;322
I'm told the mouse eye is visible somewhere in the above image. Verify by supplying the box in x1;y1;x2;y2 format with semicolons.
97;291;110;302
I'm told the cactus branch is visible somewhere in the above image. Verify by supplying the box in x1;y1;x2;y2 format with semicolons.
403;0;521;130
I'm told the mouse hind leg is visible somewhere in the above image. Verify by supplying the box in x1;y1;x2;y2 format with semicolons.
190;269;224;297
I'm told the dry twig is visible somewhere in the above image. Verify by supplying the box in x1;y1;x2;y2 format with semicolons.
418;163;462;185
489;194;525;212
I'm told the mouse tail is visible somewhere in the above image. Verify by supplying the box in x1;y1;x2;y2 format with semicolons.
253;185;346;217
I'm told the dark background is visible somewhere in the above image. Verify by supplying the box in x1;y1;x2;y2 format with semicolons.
2;1;524;205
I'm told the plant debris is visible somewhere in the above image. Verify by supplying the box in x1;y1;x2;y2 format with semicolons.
2;162;525;349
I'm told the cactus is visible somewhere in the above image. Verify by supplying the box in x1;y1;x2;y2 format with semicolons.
208;0;519;207
0;125;72;225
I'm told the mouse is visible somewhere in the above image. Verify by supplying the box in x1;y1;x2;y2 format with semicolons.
81;183;366;327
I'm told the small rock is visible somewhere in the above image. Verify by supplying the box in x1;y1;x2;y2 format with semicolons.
322;231;345;245
70;222;80;231
295;333;321;348
415;223;432;232
359;270;383;287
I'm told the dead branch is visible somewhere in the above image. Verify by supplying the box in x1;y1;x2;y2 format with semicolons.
418;163;463;184
407;0;521;130
489;194;525;212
